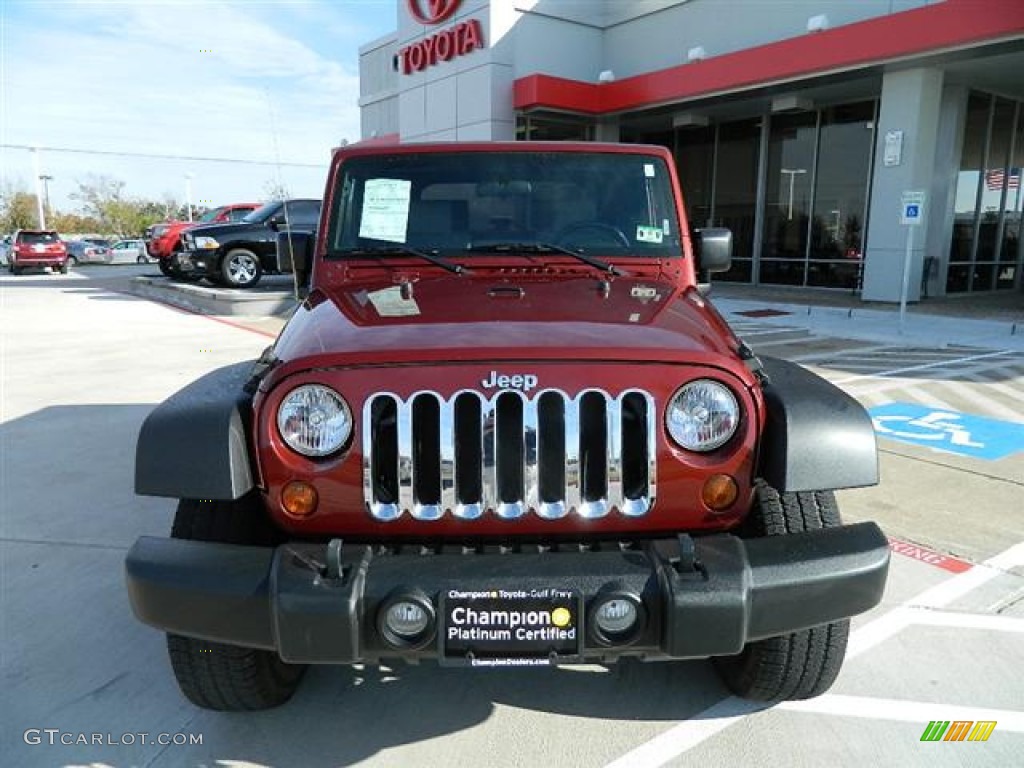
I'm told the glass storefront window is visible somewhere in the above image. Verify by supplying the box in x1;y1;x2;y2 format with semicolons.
947;92;1024;292
807;102;875;289
948;93;991;292
996;103;1022;290
712;119;761;283
675;125;715;228
761;112;817;286
516;115;595;141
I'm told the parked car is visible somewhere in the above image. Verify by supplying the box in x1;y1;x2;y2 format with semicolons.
67;240;113;265
108;239;149;264
180;198;321;288
146;203;260;276
8;230;69;274
127;141;888;712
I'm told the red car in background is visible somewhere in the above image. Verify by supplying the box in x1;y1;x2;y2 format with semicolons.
146;203;258;277
8;230;70;275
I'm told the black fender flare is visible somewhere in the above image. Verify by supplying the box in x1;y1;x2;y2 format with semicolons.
757;356;878;492
135;361;256;500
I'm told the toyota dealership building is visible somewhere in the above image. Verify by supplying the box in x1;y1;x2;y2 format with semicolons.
359;0;1024;302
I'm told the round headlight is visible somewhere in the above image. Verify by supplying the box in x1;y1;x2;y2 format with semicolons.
277;384;352;457
666;379;739;451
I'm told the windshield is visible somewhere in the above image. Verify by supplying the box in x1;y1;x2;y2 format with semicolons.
326;151;683;259
241;202;280;223
198;206;227;223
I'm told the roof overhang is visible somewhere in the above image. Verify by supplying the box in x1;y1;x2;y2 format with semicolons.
513;0;1024;116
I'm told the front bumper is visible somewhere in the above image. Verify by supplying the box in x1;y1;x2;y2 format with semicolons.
179;249;218;276
125;523;889;664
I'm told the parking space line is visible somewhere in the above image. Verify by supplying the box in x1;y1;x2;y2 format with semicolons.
777;694;1024;731
602;539;1024;768
899;608;1024;633
831;350;1014;387
934;379;1024;422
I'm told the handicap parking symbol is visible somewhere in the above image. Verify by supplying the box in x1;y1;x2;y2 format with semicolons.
869;403;1024;461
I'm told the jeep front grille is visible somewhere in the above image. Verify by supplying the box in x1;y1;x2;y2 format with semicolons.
362;390;656;521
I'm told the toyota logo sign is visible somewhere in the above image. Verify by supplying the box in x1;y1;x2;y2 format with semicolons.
408;0;461;25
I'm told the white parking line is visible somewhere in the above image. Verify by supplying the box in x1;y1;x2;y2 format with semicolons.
603;540;1024;768
777;694;1024;731
900;608;1024;633
831;350;1014;387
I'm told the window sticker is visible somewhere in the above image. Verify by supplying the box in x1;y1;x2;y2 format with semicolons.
644;163;656;178
663;218;671;235
367;285;421;317
359;179;412;243
636;225;664;244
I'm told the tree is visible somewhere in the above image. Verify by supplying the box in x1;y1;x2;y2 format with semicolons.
69;175;167;237
0;181;41;231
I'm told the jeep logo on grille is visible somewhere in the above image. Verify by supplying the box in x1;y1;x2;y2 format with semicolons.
481;371;538;392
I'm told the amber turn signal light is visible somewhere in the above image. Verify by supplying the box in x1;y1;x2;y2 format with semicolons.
702;474;738;512
282;481;318;518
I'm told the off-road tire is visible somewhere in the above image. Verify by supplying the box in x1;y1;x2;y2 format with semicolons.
165;495;306;710
158;258;173;276
712;481;850;701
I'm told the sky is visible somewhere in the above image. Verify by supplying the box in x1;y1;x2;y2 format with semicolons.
0;0;398;213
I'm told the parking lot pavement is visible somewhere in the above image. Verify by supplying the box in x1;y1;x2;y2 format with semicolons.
2;271;1023;767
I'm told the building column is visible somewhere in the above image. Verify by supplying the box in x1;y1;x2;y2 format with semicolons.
862;67;944;302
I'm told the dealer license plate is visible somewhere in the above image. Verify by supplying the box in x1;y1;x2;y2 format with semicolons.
441;587;582;666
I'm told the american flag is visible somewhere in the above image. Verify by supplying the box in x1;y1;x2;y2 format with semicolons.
985;167;1021;191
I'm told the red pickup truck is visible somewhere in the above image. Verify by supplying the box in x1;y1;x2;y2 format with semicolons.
146;203;258;277
127;141;888;711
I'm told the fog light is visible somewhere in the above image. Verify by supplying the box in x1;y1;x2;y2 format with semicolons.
378;594;435;649
594;597;639;636
702;474;738;512
385;601;430;638
282;481;318;518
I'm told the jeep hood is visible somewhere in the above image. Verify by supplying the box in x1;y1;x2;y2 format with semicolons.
268;271;744;376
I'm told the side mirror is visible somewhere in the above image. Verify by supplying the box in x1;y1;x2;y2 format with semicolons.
694;227;732;273
277;229;315;292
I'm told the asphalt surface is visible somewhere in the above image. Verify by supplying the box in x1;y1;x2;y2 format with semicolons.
2;264;1022;768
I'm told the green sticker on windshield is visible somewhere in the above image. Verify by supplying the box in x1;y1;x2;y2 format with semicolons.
636;225;664;244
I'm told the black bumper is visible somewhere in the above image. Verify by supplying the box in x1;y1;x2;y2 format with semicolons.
125;523;889;664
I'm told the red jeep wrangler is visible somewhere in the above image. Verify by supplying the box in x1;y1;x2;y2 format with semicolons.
127;142;888;711
146;202;259;278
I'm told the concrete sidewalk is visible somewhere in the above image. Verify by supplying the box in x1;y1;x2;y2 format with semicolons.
708;284;1024;352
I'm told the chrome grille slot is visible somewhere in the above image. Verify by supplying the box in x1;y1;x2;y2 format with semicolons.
363;389;656;521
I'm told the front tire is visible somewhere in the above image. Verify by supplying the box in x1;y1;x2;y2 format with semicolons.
58;262;69;274
712;482;851;701
165;495;306;710
221;248;263;288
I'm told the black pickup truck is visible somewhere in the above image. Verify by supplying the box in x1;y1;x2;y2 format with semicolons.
180;198;321;288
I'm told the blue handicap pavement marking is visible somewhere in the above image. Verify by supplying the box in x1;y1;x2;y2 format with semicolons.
868;403;1024;461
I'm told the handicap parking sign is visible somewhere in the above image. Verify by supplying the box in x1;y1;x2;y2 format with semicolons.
869;403;1024;461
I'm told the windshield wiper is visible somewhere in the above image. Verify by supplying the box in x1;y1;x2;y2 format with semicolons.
465;241;625;277
334;246;467;275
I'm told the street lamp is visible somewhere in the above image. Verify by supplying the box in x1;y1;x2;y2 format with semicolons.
780;168;807;220
39;175;53;217
30;146;46;229
184;173;194;222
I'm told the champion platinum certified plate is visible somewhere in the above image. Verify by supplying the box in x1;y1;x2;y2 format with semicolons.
440;588;582;667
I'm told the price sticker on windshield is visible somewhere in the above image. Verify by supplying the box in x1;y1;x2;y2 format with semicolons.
637;225;664;244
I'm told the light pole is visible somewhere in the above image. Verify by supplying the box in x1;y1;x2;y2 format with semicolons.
31;146;46;229
39;175;53;218
780;168;807;220
184;173;194;222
